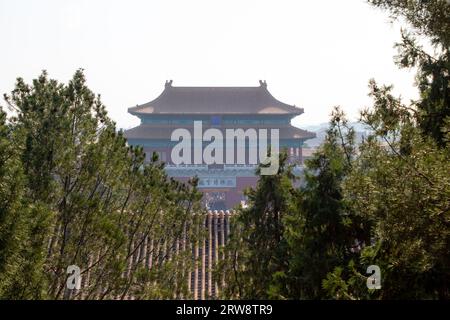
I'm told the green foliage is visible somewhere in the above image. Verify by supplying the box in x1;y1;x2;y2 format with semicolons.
221;1;449;300
220;152;296;299
339;83;450;299
370;0;450;146
368;0;450;46
0;70;203;299
1;1;449;301
281;108;371;299
321;0;450;299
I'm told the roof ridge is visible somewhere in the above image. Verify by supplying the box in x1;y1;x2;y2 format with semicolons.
129;81;303;116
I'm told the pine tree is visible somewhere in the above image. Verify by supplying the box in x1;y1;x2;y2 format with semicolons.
221;152;296;299
1;70;203;299
369;0;450;147
281;107;371;299
0;106;52;299
329;82;450;299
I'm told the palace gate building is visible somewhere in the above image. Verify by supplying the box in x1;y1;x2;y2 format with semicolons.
125;80;315;210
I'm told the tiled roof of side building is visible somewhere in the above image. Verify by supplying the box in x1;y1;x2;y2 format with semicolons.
128;80;304;116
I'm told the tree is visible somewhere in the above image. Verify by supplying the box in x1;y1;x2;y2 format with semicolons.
1;70;203;299
220;152;296;299
321;0;450;300
0;108;45;298
281;107;371;299
220;1;450;300
369;0;450;146
327;82;450;299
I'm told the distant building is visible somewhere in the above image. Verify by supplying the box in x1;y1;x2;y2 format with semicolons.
125;80;315;209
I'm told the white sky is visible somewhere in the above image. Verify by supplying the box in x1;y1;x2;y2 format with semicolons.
0;0;419;130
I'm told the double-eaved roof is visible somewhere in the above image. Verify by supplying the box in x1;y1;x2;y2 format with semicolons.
128;80;303;116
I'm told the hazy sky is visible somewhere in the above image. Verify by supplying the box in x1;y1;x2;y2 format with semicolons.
0;0;419;129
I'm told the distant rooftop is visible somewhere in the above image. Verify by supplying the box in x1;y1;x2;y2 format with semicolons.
128;80;303;116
